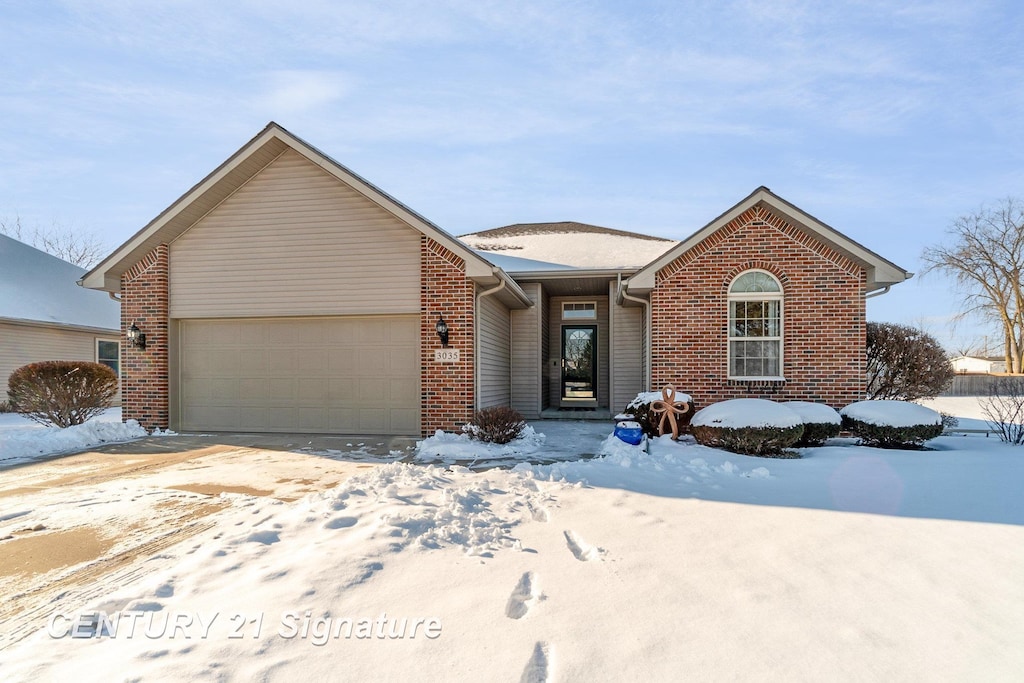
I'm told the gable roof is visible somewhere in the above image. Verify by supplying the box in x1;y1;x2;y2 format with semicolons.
626;186;912;293
0;234;119;331
81;122;530;307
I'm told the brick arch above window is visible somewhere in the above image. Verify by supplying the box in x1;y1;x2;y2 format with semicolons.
722;261;789;293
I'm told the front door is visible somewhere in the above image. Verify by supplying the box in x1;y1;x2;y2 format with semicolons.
561;325;597;403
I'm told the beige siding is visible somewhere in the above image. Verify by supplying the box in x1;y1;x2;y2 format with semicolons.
0;322;120;403
610;286;644;411
478;291;511;409
169;148;420;319
177;316;419;434
510;283;542;418
548;296;610;409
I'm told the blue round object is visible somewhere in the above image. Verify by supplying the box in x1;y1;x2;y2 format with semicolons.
614;421;644;446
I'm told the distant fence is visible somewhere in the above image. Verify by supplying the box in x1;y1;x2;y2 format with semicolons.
940;374;1020;397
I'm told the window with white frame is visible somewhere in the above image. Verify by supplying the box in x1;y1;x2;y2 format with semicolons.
97;339;120;376
562;302;597;320
728;271;783;379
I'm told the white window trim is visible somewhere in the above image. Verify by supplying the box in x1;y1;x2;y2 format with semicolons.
727;270;785;381
562;301;597;320
96;337;121;377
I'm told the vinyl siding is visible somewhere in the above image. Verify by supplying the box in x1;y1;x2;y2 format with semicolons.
610;291;644;411
169;148;420;319
510;283;542;418
478;291;511;409
0;321;120;403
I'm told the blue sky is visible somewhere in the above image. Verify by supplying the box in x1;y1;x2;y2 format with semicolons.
2;1;1022;353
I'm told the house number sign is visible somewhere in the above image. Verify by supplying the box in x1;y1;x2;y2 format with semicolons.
434;349;460;363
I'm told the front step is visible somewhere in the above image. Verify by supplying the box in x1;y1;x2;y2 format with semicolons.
538;408;614;421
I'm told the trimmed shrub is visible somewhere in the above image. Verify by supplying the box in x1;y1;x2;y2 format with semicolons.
783;401;842;446
0;400;12;413
840;400;943;448
624;390;695;438
463;406;527;444
7;360;118;428
691;399;804;457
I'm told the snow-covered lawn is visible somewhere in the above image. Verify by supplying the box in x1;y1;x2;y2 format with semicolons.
1;404;1023;680
0;408;151;466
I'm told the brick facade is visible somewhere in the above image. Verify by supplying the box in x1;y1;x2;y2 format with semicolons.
121;245;170;430
651;205;866;409
420;236;476;435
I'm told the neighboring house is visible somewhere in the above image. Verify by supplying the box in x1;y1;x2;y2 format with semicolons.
82;123;911;436
0;234;121;403
950;355;1008;374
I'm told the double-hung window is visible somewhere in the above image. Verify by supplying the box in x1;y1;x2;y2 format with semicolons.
728;271;783;379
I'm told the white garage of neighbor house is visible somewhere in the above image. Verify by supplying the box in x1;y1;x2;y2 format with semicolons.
0;234;121;403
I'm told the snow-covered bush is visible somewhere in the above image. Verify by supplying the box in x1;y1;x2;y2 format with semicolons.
840;400;943;448
691;399;804;457
7;361;118;428
783;401;842;446
980;377;1024;445
462;406;527;444
625;389;694;438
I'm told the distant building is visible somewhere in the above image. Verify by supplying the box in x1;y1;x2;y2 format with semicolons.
950;355;1008;375
0;234;121;403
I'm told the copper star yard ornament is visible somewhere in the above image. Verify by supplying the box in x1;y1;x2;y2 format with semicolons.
650;384;691;440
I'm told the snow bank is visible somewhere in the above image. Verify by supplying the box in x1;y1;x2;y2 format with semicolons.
691;399;802;429
841;400;942;428
0;415;147;465
414;426;546;464
783;401;842;425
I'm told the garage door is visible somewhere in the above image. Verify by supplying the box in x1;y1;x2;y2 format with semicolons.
179;316;419;434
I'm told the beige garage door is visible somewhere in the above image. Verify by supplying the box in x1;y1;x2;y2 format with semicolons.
179;316;419;434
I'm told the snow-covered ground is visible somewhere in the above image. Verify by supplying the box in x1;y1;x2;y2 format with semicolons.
0;409;153;466
1;402;1023;680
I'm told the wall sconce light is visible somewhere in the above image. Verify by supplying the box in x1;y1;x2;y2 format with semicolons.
435;315;449;348
127;322;146;350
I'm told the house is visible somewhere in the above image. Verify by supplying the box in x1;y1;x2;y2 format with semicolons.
0;234;121;402
81;123;911;436
950;355;1008;375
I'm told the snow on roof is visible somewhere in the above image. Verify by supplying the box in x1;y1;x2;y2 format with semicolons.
461;223;677;269
0;234;119;330
476;251;581;273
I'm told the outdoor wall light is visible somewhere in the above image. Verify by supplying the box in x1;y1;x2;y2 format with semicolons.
127;322;146;350
435;315;449;348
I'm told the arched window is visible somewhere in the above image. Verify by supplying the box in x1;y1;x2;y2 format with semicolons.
728;270;783;379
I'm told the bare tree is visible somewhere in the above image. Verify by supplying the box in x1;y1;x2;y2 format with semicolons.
866;322;955;400
0;215;108;269
980;377;1024;445
922;198;1024;374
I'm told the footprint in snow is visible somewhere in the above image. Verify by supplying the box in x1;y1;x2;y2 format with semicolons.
520;641;552;683
563;530;603;562
505;571;540;619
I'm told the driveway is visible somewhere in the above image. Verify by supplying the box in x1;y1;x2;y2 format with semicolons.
0;432;417;650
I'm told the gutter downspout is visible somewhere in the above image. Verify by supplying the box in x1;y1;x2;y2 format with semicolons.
617;273;651;391
475;274;509;412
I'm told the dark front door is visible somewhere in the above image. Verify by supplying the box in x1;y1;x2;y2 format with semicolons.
561;325;597;401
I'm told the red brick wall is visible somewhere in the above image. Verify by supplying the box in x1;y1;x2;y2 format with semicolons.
651;205;866;409
420;237;475;435
121;245;170;430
